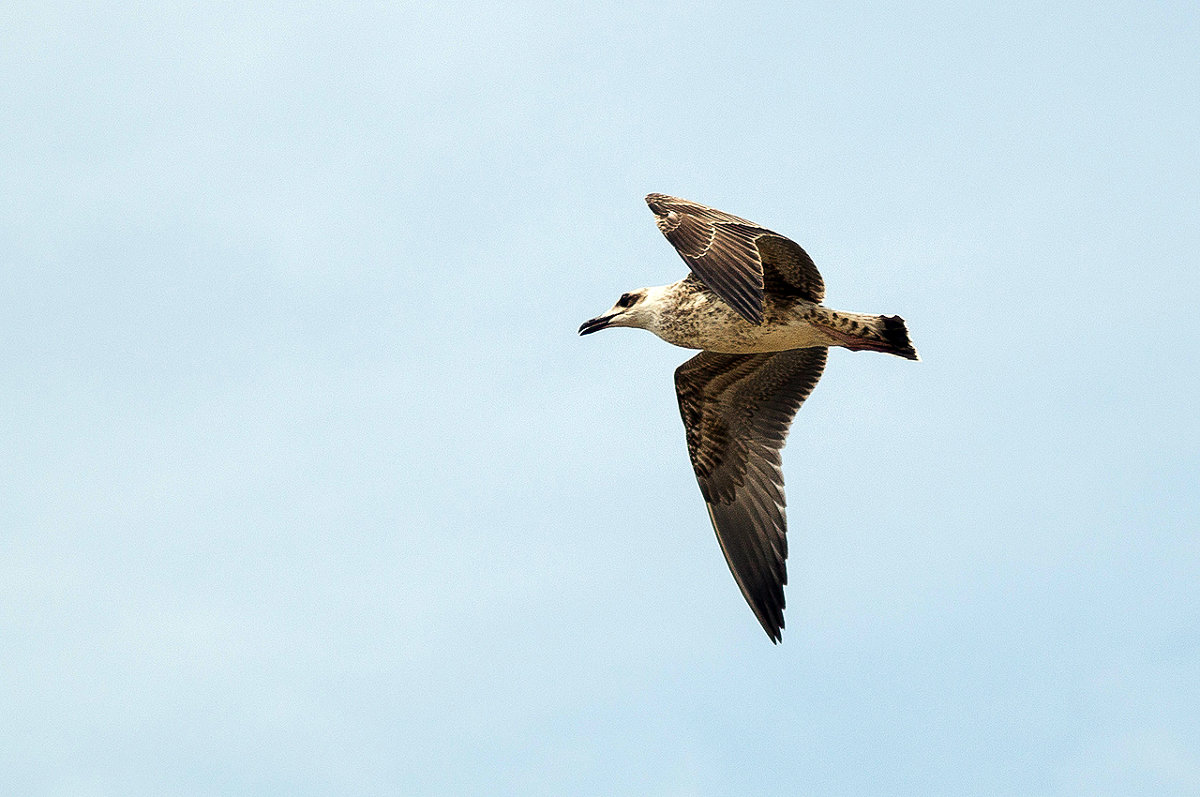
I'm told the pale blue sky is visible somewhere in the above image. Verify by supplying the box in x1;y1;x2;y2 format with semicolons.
3;1;1199;795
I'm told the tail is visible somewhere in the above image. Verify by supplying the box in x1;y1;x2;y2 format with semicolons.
815;309;920;361
875;315;920;361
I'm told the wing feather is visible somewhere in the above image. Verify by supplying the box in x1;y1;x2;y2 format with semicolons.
646;194;826;324
674;347;828;642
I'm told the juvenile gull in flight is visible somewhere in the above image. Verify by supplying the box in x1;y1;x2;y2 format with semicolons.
580;193;918;643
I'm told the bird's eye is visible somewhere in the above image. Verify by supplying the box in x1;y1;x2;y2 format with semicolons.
617;292;638;308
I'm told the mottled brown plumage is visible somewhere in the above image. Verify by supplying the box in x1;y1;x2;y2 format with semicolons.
675;348;827;641
580;193;917;642
645;193;825;322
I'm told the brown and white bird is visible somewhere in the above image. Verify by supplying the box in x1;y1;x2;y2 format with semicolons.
580;193;918;642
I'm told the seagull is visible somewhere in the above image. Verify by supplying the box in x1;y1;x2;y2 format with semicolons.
580;193;918;643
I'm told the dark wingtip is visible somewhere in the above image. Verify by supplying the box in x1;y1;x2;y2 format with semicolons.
724;288;765;325
753;606;784;643
736;298;766;326
758;616;783;644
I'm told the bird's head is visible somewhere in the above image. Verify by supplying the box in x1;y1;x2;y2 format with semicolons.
578;288;656;336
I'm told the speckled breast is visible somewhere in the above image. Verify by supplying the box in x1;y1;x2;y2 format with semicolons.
657;291;830;354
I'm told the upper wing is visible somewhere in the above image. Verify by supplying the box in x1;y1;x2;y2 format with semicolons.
646;193;825;324
674;347;828;642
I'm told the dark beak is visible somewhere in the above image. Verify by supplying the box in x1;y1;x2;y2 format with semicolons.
578;314;615;336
